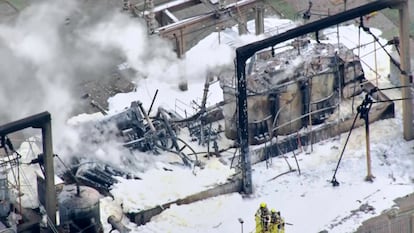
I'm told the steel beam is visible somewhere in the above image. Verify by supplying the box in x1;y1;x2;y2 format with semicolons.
235;0;405;194
0;112;56;231
236;0;404;62
163;9;180;23
0;112;50;136
158;0;257;34
41;119;56;230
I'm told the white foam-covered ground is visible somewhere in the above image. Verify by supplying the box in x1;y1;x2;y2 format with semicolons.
8;13;413;233
96;18;414;233
99;115;414;233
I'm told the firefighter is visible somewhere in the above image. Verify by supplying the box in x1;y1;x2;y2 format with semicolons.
255;202;270;233
269;209;285;233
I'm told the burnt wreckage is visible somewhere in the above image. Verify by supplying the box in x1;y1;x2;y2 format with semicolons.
83;101;200;166
88;38;366;162
221;38;364;145
73;30;396;197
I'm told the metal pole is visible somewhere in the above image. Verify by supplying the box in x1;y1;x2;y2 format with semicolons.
374;39;378;87
236;52;252;194
398;0;414;140
255;5;264;35
137;101;156;132
42;119;57;230
238;218;244;233
238;17;247;35
364;108;374;181
177;29;188;91
146;0;156;34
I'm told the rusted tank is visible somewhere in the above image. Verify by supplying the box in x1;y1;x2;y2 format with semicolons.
58;185;103;233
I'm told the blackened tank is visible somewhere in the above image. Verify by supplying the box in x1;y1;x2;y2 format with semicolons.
58;185;102;233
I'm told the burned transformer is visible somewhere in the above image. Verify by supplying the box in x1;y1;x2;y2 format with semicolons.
220;38;364;145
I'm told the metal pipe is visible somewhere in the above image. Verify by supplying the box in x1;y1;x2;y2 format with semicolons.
364;107;374;182
108;215;131;233
148;89;159;115
0;112;50;135
137;101;156;132
255;5;264;35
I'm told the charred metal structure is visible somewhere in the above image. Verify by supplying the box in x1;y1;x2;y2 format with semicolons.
222;39;364;145
91;101;199;167
0;112;57;232
0;114;105;233
235;0;411;194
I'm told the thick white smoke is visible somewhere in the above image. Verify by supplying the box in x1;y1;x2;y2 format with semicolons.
0;0;124;127
1;0;235;171
0;0;142;169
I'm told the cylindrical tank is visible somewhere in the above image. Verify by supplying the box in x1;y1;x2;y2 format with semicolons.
0;172;10;218
58;185;102;233
273;80;303;135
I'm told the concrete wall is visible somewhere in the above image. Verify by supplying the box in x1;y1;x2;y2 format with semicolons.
355;193;414;233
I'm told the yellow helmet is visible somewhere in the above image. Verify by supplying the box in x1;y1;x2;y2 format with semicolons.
271;209;276;213
260;202;267;208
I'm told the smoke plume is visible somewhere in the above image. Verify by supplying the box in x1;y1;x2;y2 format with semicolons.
0;0;236;171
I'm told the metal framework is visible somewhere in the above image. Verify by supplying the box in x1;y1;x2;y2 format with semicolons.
235;0;411;194
0;112;57;231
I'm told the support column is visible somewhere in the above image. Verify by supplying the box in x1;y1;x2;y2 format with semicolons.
174;30;188;91
236;53;252;194
255;5;264;35
238;15;247;35
399;0;414;140
42;119;56;231
146;0;156;34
